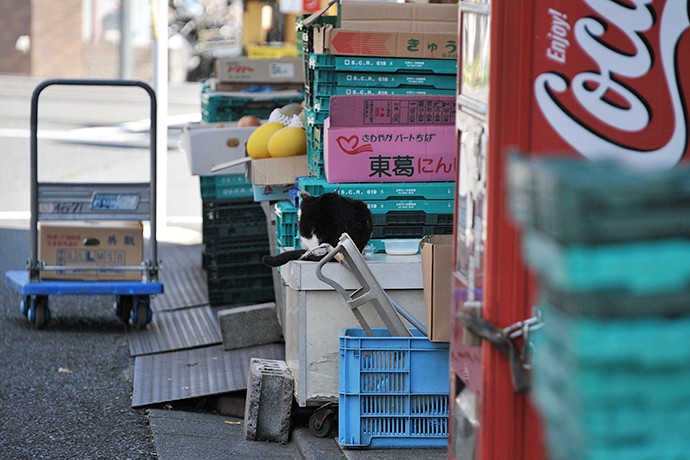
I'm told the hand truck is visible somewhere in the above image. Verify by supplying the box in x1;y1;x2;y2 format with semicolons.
4;79;164;329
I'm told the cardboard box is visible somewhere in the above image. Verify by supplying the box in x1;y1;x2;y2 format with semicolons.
324;95;457;183
421;235;454;343
39;221;144;281
180;122;258;176
339;1;458;34
329;94;456;127
214;57;304;84
252;184;295;202
317;28;458;60
309;1;458;59
250;155;310;186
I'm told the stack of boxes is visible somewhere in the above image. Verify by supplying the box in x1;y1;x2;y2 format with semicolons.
270;1;460;449
274;1;459;257
202;56;306;123
507;154;690;459
182;52;314;306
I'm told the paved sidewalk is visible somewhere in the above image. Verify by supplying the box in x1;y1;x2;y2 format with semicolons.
148;407;448;460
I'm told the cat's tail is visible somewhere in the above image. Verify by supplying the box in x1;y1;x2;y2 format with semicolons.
262;249;308;267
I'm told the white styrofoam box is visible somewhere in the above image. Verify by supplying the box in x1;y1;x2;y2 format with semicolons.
281;255;426;406
180;122;258;176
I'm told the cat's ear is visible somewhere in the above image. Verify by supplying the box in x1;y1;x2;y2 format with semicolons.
299;190;313;201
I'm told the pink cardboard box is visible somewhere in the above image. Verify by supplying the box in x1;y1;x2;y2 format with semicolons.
324;119;457;183
329;95;456;127
325;95;457;183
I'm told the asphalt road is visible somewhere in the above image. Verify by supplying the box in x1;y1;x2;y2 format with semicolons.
0;75;203;459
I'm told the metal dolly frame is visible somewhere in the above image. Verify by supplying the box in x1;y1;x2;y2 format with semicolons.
4;79;164;329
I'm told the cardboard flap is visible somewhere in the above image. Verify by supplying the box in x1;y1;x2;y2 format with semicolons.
211;156;252;174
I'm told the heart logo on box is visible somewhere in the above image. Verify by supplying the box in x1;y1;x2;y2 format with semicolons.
336;135;373;155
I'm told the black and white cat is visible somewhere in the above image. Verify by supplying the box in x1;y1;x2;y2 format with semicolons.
262;191;373;267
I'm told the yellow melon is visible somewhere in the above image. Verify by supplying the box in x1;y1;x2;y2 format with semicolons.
267;127;307;157
246;122;285;159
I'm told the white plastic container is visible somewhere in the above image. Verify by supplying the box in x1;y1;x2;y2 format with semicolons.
383;238;421;255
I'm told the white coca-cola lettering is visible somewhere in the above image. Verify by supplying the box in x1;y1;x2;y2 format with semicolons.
547;9;570;63
535;0;689;169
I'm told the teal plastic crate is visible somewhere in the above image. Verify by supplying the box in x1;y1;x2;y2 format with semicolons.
312;81;456;97
536;376;690;460
199;174;253;201
368;199;453;215
507;154;690;244
275;201;299;248
536;301;690;367
309;87;453;111
298;177;456;200
309;53;457;75
523;229;690;295
541;283;690;318
201;90;304;123
535;334;690;410
338;328;449;449
311;68;457;89
305;106;330;125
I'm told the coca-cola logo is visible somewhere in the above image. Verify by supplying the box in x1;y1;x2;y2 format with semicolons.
534;1;689;169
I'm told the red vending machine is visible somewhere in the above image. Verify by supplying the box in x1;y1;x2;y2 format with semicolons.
450;1;690;459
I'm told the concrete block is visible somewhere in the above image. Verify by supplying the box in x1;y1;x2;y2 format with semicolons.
244;358;294;444
218;302;283;351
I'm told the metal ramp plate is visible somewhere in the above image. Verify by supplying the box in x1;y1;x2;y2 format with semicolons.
152;266;207;311
150;242;206;311
131;343;285;407
126;305;221;356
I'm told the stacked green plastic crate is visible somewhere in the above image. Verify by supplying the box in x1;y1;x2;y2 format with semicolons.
507;154;690;459
200;174;275;306
200;79;304;123
304;54;457;177
273;14;458;255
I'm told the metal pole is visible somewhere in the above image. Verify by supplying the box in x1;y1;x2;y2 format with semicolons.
152;0;168;239
119;0;133;79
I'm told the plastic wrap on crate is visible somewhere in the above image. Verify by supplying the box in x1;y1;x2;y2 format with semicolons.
507;154;690;244
523;229;690;295
338;328;449;449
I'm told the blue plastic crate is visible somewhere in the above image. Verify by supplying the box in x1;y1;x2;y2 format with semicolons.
338;328;449;449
